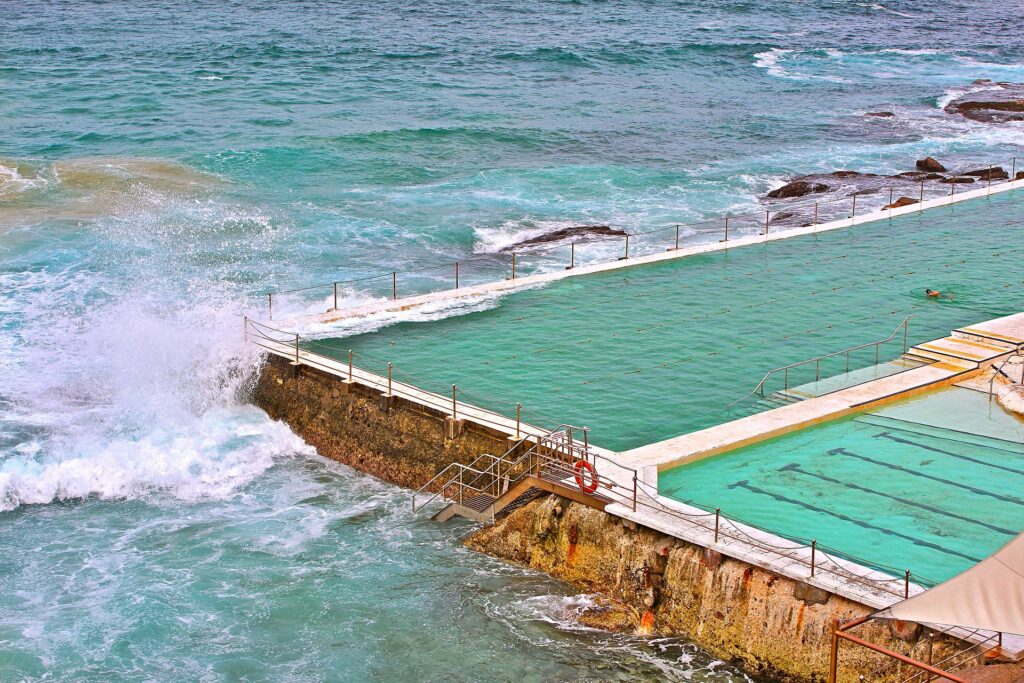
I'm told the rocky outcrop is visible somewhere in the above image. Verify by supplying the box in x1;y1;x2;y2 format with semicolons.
939;176;975;184
916;157;946;173
467;496;962;683
882;196;918;210
963;167;1009;181
766;180;829;199
945;82;1024;123
499;225;626;252
865;111;895;118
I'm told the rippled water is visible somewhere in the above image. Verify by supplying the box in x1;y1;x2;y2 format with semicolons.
2;1;1023;679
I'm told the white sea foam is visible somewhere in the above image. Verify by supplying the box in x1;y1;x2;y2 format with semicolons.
752;48;793;79
197;75;224;81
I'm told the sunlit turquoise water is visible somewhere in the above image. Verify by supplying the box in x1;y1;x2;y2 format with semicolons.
659;387;1024;584
3;1;1024;679
313;190;1024;450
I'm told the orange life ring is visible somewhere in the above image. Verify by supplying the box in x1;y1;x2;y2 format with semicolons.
573;459;599;494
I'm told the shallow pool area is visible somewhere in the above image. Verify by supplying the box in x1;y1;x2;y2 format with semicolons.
308;190;1024;451
658;386;1024;584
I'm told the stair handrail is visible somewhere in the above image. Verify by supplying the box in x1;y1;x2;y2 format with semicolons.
721;315;916;413
412;435;534;512
987;342;1024;400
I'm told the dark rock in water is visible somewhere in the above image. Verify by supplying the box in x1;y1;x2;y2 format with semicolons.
768;210;798;224
883;196;918;210
865;111;895;117
830;170;878;178
939;176;975;184
963;167;1009;180
500;224;626;252
916;157;946;173
945;82;1024;123
1017;171;1024;181
766;180;829;199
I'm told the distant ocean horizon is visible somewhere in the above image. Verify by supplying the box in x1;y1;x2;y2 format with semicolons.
2;1;1022;679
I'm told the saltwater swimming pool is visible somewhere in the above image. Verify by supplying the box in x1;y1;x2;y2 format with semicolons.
658;386;1024;583
308;190;1024;451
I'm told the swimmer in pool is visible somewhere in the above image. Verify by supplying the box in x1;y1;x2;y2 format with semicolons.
925;288;941;297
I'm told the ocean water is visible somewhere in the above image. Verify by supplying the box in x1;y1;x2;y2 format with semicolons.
2;1;1024;679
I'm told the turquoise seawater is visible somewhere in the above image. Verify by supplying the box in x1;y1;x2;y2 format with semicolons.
659;387;1024;584
3;1;1024;679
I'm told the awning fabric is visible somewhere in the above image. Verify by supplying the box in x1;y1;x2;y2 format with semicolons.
874;532;1024;636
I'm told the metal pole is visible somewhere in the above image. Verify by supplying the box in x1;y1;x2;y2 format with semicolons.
784;366;788;390
516;402;521;438
674;224;680;250
904;318;909;353
632;471;637;511
268;293;273;320
988;165;993;194
813;202;818;226
333;282;338;310
294;334;300;364
845;350;850;374
905;570;910;599
451;384;457;419
764;210;769;236
387;362;393;395
811;540;816;577
851;193;857;221
569;242;575;269
455;261;460;289
950;179;955;203
348;350;353;382
723;216;729;242
714;508;720;543
243;315;248;341
622;234;629;260
816;358;820;382
920;180;924;209
511;252;516;280
828;628;840;683
1012;157;1017;181
888;188;893;216
392;272;397;300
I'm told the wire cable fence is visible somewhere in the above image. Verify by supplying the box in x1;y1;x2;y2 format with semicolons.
257;155;1022;320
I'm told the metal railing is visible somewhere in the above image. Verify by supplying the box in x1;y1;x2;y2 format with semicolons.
987;343;1024;400
258;155;1021;320
722;315;916;412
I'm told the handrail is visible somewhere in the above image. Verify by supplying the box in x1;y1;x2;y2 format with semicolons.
256;155;1020;319
987;343;1024;400
722;314;915;412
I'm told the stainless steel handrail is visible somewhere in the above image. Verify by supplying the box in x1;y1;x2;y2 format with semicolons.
987;342;1024;401
722;315;915;412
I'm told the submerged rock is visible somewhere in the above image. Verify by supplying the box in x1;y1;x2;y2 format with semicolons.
916;157;946;173
945;82;1024;123
939;176;975;184
499;224;626;252
865;111;895;117
766;180;829;199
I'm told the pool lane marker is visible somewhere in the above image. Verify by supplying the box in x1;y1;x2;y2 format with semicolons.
728;480;982;563
873;431;1024;476
778;463;1017;536
827;447;1024;506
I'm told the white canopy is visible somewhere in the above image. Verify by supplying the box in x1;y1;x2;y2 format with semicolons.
874;532;1024;636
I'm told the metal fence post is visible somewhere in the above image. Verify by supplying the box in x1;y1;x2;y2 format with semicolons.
387;362;393;395
455;261;460;289
988;165;993;194
294;334;300;364
243;315;248;341
569;242;575;269
333;282;338;310
851;193;857;221
452;384;457;419
1012;157;1017;181
632;471;637;511
516;402;521;438
268;293;273;320
621;234;629;260
764;210;769;236
919;180;924;209
392;272;397;300
511;252;516;280
813;203;818;226
714;508;720;543
888;188;893;216
811;540;817;577
674;224;680;250
905;570;910;598
348;350;353;382
722;216;729;243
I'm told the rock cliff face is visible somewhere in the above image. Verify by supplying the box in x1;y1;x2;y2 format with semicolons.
468;496;959;683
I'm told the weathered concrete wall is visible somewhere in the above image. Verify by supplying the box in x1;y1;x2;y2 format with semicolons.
252;354;514;489
467;496;960;683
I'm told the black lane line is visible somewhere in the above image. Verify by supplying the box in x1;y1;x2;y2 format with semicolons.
730;480;982;563
779;463;1016;536
828;447;1024;507
873;431;1024;476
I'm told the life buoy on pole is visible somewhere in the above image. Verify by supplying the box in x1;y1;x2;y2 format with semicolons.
573;459;599;494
